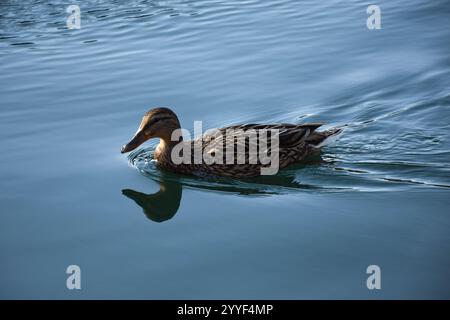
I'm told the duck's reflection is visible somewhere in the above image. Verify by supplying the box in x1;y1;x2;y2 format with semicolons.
121;155;334;223
122;179;182;223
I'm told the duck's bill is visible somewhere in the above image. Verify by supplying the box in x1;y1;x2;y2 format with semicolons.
121;131;147;154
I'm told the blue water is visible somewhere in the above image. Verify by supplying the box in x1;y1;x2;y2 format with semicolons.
1;0;450;299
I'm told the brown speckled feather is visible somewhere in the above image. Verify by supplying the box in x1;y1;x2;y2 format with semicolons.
156;123;341;178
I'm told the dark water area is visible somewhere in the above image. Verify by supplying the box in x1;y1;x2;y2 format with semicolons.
1;0;449;298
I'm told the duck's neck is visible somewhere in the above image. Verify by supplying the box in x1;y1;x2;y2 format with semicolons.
154;138;178;165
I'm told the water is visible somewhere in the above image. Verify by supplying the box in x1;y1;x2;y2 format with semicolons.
1;0;450;299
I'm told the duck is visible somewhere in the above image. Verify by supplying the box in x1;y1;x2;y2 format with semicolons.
121;107;342;178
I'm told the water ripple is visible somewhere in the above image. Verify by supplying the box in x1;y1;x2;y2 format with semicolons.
1;0;449;195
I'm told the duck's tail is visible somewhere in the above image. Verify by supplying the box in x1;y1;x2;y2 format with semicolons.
307;127;343;148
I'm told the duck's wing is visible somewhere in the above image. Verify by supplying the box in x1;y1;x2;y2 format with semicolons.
197;123;342;160
219;123;324;148
197;123;323;158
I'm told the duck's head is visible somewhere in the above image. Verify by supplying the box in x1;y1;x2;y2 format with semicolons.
121;107;181;154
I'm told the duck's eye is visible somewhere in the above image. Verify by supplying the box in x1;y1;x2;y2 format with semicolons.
150;116;170;126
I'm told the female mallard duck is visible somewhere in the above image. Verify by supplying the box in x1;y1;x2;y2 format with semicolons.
121;107;342;178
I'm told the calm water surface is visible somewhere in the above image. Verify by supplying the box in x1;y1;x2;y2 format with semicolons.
1;0;450;298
